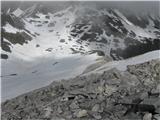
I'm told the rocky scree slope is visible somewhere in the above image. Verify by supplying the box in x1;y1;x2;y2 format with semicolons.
1;59;160;120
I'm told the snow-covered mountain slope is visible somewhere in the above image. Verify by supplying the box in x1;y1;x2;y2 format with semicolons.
1;3;160;101
1;4;160;60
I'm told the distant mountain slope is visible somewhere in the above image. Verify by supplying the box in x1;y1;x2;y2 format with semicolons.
1;4;160;60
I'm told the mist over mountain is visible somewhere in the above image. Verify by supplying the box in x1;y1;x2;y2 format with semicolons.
2;1;160;16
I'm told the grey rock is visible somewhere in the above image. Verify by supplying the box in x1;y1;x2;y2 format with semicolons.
57;106;63;114
75;109;88;118
90;112;102;120
69;101;79;109
143;113;152;120
154;114;160;120
92;104;100;112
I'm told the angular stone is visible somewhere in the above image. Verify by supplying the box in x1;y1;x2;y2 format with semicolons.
143;113;152;120
76;109;87;118
69;101;79;109
91;112;102;120
44;107;52;117
57;106;63;114
97;86;104;93
153;114;160;120
92;104;100;112
97;94;105;101
104;84;117;96
140;92;148;99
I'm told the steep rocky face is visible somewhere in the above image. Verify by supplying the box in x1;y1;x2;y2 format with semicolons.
113;38;160;59
1;13;25;29
1;13;33;58
2;59;160;120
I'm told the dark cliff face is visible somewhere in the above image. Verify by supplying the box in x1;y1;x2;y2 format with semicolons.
112;38;160;60
1;13;25;29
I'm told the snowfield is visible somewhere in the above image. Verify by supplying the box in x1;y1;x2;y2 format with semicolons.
1;53;101;101
83;50;160;75
3;23;22;34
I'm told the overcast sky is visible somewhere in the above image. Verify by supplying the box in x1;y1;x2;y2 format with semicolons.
89;1;160;16
1;1;160;16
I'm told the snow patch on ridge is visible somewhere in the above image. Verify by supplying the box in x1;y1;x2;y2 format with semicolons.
3;23;22;33
12;8;24;17
114;9;133;26
84;50;160;75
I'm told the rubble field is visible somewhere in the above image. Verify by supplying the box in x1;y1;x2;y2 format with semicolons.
1;59;160;120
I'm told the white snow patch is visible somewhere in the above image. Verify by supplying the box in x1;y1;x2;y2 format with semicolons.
1;53;101;101
114;9;133;26
12;8;24;17
3;23;21;33
85;50;160;74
